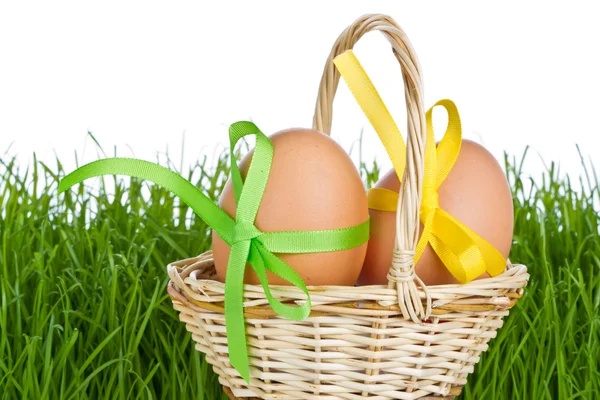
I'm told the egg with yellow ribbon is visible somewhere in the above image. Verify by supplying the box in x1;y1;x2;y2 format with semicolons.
333;50;514;287
361;138;514;286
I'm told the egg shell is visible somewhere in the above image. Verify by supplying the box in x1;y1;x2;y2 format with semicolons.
213;128;369;286
358;139;514;286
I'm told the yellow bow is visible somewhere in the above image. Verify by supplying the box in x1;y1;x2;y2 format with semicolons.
334;50;506;283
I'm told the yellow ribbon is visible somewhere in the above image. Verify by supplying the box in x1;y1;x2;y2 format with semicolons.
334;50;506;283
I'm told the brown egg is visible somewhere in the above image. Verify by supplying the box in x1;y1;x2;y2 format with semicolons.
213;128;368;286
358;139;514;286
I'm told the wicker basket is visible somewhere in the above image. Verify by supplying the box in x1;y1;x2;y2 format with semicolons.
166;14;529;400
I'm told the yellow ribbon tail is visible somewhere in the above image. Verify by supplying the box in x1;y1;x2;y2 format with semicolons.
430;210;505;282
428;211;486;283
333;50;406;182
466;229;507;277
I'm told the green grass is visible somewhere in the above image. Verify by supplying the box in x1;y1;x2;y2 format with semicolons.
1;143;599;399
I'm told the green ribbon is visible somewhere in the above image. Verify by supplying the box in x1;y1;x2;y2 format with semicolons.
58;121;370;383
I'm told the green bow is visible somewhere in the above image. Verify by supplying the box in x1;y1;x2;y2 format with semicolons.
58;121;369;383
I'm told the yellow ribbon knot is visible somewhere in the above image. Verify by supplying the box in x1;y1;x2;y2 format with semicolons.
334;50;507;284
421;188;440;212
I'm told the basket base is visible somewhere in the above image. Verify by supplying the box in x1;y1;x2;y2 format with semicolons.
222;385;457;400
167;252;526;400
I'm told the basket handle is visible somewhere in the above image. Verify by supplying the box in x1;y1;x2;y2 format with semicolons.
312;14;431;322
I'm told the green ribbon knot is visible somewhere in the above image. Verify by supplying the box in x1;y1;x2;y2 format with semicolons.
231;221;261;244
58;121;369;383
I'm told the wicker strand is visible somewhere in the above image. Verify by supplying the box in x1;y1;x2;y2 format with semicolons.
383;249;432;322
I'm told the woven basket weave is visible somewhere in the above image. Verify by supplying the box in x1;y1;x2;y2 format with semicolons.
166;14;529;400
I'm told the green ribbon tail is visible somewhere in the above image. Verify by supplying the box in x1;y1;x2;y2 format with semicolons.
57;158;237;244
225;240;252;383
249;242;311;320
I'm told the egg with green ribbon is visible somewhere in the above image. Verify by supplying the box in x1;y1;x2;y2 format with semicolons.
213;127;370;286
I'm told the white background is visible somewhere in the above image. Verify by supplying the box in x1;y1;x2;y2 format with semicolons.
1;1;599;182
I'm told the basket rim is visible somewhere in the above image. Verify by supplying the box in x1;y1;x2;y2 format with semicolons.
168;251;528;289
167;251;529;317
